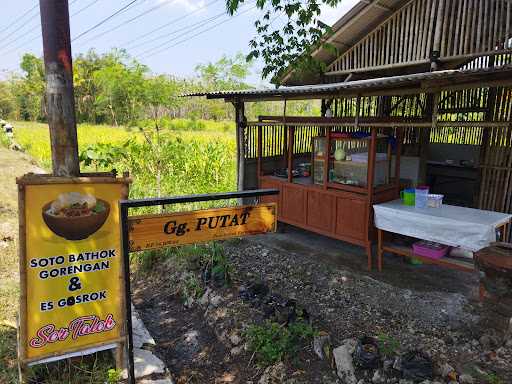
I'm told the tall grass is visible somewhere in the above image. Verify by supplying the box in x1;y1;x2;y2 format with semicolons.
139;117;235;133
13;121;237;211
15;121;142;169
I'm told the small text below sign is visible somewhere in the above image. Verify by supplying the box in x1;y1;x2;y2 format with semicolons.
127;203;277;252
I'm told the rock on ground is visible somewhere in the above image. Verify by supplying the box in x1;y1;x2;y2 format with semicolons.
333;338;357;384
122;348;166;379
132;306;156;349
258;362;286;384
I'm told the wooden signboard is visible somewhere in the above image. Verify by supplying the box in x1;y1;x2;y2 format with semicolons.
128;203;277;252
17;174;130;370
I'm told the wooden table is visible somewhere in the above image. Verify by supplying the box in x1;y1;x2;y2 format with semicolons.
374;199;512;272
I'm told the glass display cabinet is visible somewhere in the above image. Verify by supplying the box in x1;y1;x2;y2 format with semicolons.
312;136;327;185
312;133;395;191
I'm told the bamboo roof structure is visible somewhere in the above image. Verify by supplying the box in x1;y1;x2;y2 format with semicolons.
282;0;512;85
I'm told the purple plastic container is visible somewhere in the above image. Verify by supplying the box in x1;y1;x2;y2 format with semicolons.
413;241;450;260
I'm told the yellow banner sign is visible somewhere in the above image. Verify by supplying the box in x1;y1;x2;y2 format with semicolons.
20;179;127;361
128;203;277;252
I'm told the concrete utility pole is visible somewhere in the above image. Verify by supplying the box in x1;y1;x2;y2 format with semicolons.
39;0;80;177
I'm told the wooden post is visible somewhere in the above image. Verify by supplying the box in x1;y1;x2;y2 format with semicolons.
234;101;246;191
366;127;378;271
17;184;28;383
377;229;383;272
478;56;496;208
323;127;331;189
419;94;435;184
257;125;262;186
39;0;80;177
395;127;403;194
287;126;295;183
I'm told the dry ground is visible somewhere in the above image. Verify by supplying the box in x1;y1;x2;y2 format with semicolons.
0;147;43;383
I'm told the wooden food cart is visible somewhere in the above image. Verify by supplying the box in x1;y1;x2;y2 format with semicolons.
255;116;409;270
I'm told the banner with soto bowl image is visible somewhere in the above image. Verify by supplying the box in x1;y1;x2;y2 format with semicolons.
18;176;128;363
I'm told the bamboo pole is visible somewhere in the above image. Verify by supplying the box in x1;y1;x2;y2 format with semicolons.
492;0;499;51
433;0;445;59
507;1;511;50
421;0;431;58
399;6;405;63
446;0;456;56
453;0;463;57
426;0;438;55
405;3;412;62
469;0;478;54
412;1;420;60
484;0;490;52
460;0;469;56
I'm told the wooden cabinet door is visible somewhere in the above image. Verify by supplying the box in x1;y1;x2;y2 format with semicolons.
307;190;335;233
335;196;367;241
281;185;306;224
259;179;281;216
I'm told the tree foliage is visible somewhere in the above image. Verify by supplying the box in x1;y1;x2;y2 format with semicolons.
226;0;339;84
0;50;243;124
10;53;46;120
195;52;252;91
0;49;320;124
0;82;15;118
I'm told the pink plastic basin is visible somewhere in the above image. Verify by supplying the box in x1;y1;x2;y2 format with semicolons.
413;241;450;260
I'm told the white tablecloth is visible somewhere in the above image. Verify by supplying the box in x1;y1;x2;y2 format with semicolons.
373;199;512;252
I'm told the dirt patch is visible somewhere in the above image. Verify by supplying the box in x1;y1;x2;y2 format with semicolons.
132;232;512;384
133;287;237;383
0;148;45;383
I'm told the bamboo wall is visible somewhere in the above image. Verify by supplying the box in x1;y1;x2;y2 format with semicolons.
326;0;512;76
437;0;511;58
479;125;512;213
243;85;512;214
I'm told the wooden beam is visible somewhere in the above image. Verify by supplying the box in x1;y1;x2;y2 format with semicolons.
234;101;246;191
478;56;497;209
256;116;430;125
287;126;295;183
418;93;436;184
39;0;80;177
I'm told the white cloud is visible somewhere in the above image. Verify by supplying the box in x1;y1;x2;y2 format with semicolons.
319;0;360;26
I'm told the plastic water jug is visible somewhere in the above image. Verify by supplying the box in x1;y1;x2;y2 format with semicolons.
415;186;429;208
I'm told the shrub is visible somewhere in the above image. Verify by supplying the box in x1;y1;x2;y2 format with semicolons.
181;273;204;302
201;242;232;287
245;320;316;366
377;333;400;358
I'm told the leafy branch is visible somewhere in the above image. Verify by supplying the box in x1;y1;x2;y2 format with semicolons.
226;0;340;84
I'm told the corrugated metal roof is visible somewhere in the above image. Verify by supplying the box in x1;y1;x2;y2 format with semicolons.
184;65;512;101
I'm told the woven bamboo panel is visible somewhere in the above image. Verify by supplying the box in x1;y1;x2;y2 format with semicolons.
327;0;512;75
478;125;512;213
328;0;438;74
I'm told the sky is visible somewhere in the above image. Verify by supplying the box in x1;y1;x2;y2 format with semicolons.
0;0;359;85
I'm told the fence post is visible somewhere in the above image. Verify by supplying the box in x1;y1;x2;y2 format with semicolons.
234;101;246;192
